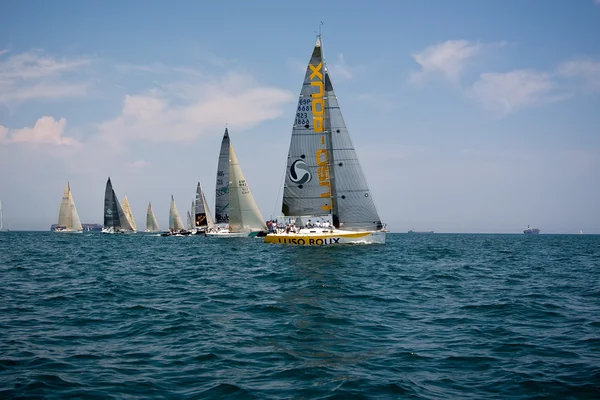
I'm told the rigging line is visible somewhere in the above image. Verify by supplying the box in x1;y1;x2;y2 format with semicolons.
272;155;288;220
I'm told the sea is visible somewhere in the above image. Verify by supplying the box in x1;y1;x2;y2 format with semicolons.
0;232;599;399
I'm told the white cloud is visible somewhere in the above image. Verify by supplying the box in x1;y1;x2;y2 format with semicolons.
471;70;559;115
98;72;294;145
0;50;91;104
329;54;352;81
558;59;600;92
125;160;150;172
0;116;80;146
410;40;484;83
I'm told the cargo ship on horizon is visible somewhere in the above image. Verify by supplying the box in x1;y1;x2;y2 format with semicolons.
523;225;540;234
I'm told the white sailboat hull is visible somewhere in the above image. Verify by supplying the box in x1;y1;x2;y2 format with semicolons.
205;230;259;238
53;228;83;233
264;229;386;245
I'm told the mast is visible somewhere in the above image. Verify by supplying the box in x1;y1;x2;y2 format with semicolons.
319;33;339;227
0;200;3;230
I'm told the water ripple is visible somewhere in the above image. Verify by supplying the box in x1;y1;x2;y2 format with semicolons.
0;232;599;398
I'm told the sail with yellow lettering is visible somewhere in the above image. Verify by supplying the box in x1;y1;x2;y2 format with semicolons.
265;34;385;245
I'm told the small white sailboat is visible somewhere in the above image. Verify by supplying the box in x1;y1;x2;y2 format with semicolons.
145;202;160;232
264;34;385;245
162;195;190;236
206;130;266;238
0;200;8;232
121;196;137;232
53;182;83;233
102;177;135;233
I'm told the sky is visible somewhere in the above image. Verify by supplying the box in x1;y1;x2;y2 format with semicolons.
0;0;599;233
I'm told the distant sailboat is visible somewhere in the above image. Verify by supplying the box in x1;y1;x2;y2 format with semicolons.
206;130;266;238
187;208;194;231
53;182;83;233
102;177;134;233
264;34;386;245
163;195;190;236
121;196;137;232
145;202;160;232
194;182;216;233
0;200;8;232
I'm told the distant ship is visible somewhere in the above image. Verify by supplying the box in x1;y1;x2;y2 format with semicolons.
523;225;540;235
408;229;434;234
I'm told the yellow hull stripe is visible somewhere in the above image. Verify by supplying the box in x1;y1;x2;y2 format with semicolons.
264;231;372;245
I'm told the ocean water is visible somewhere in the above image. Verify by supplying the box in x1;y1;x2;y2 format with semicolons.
0;232;599;399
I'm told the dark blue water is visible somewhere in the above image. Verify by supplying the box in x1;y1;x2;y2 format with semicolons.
1;232;599;399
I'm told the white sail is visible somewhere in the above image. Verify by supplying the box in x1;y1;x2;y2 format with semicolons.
228;143;266;233
146;202;160;232
187;209;193;230
69;187;83;231
169;195;185;231
201;186;216;230
121;196;137;232
215;128;230;224
56;183;83;232
57;183;71;228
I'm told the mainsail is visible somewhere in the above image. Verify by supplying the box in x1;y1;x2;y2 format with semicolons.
169;195;185;231
228;143;266;233
146;202;160;232
194;182;215;230
281;36;383;231
103;178;133;231
122;196;137;231
57;182;83;231
214;128;230;224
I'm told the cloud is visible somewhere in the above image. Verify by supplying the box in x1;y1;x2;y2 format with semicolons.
125;160;150;172
410;40;485;83
98;72;294;145
0;50;91;105
0;116;80;146
471;70;561;115
329;54;353;81
557;59;600;92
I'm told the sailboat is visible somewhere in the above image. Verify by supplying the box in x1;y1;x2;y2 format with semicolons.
145;202;160;232
102;177;134;233
121;196;137;232
193;182;216;233
0;201;8;232
188;201;195;231
53;182;83;233
162;195;190;236
264;35;386;245
206;129;266;238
